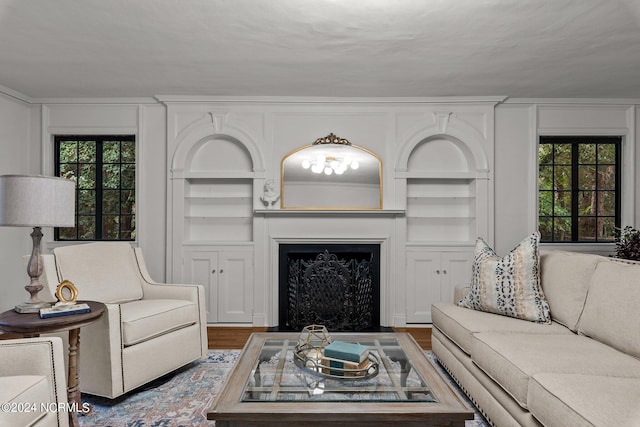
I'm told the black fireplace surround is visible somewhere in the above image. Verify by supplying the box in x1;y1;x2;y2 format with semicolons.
278;243;381;332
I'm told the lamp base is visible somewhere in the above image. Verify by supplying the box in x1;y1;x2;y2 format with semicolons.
14;301;52;314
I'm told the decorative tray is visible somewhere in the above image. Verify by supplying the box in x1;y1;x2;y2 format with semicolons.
293;343;380;380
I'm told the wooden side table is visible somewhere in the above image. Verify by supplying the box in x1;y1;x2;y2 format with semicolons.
0;300;106;427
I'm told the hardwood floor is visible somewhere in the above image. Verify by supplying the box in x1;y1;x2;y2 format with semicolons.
207;326;432;350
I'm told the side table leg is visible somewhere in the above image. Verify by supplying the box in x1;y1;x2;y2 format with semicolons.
67;328;81;427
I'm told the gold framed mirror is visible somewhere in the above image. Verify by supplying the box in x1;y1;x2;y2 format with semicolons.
281;133;382;210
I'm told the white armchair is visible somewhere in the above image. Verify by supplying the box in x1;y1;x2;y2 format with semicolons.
0;337;69;427
41;242;208;399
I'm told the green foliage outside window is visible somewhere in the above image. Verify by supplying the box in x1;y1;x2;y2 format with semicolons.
55;135;135;241
538;136;620;243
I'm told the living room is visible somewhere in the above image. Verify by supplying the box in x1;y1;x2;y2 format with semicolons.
0;1;639;426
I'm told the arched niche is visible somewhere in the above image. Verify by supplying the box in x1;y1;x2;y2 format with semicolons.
185;135;253;173
407;135;476;173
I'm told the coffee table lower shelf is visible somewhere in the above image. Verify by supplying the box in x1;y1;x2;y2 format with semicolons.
207;332;473;427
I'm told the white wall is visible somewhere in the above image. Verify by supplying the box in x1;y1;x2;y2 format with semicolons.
0;94;33;311
0;93;638;317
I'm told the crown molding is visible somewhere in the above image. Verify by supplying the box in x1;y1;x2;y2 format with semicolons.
0;85;34;104
503;97;640;105
154;95;508;105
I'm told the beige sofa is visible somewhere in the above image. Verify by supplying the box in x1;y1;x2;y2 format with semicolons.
432;250;640;427
0;337;69;427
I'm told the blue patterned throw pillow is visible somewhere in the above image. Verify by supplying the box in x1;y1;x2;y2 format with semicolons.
458;232;551;324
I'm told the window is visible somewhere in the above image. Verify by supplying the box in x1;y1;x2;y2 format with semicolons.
54;135;136;241
538;136;621;243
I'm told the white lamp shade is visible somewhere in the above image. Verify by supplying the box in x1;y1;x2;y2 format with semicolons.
0;175;76;227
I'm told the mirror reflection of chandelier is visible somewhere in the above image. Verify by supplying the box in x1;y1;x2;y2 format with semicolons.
302;154;360;175
300;133;360;176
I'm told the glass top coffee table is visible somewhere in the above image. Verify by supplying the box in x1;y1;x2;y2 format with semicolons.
207;332;473;427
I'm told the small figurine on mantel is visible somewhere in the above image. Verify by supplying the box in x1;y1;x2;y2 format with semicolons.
260;179;280;208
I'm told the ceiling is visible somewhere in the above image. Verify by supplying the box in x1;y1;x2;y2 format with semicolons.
1;0;640;100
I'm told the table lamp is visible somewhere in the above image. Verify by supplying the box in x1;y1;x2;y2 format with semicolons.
0;175;76;313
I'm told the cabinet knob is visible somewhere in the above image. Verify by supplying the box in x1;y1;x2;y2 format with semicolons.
436;269;440;274
443;270;447;275
220;269;224;273
211;269;216;274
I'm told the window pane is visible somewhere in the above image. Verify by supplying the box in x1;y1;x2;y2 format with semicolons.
78;141;96;162
539;144;553;165
578;143;596;164
554;191;571;216
598;144;615;164
597;165;615;190
121;190;135;214
59;142;77;162
578;165;595;190
59;164;78;181
597;217;616;242
102;164;121;189
578;217;596;241
79;164;96;189
102;215;120;240
78;190;96;214
578;191;595;216
539;217;553;241
58;226;76;240
539;165;553;190
554;217;572;242
121;164;135;189
539;191;553;216
554;166;572;190
121;140;135;162
78;216;96;240
103;190;120;214
554;145;571;165
103;141;120;163
601;191;615;216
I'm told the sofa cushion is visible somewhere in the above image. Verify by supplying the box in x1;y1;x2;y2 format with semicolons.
578;259;640;359
458;232;551;324
120;299;198;347
528;373;640;427
539;250;603;331
471;332;640;409
0;376;48;426
432;303;570;355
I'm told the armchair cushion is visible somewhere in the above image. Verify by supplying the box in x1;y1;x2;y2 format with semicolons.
0;376;48;426
121;299;199;347
54;242;144;303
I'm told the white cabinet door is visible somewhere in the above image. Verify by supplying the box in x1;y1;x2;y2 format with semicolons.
217;251;253;323
183;249;253;323
406;251;473;323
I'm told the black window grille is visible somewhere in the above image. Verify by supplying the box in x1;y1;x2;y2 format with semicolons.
538;136;621;243
54;135;135;241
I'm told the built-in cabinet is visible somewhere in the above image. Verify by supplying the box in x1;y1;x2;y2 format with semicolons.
165;101;495;327
182;248;253;323
405;250;473;322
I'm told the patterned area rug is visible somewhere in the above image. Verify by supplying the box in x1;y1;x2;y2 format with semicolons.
79;350;489;427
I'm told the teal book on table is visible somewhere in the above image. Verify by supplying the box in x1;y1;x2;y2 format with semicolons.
323;340;369;363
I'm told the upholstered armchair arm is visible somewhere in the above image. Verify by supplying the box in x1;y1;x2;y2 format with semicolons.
0;337;69;427
134;248;208;357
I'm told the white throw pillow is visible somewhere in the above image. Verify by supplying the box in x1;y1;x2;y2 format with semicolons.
458;232;551;324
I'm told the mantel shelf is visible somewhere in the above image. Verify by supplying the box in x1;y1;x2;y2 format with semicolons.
254;209;406;216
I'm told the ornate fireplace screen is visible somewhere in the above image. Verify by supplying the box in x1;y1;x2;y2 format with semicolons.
281;246;380;331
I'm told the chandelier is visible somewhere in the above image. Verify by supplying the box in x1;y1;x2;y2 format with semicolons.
301;133;360;175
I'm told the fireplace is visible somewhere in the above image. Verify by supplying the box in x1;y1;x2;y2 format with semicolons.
278;243;380;331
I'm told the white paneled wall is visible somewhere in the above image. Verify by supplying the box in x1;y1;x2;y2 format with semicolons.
0;92;637;321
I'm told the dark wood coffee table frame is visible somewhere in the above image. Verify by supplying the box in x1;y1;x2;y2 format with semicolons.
208;332;473;427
